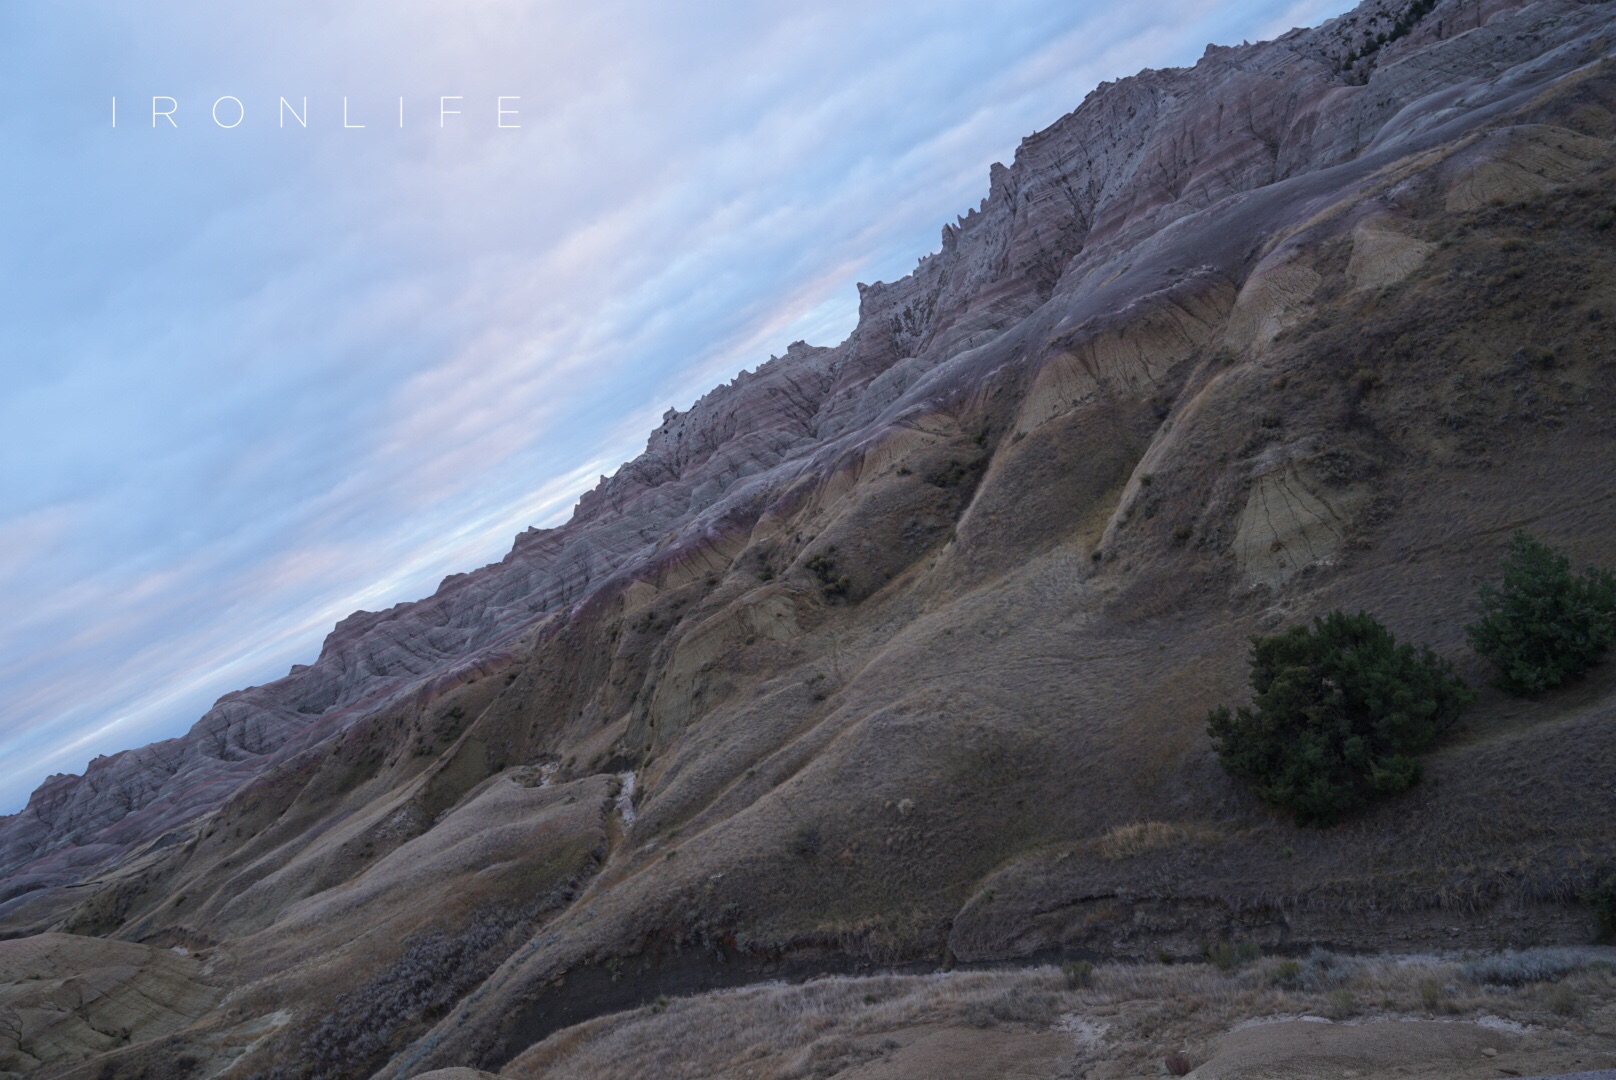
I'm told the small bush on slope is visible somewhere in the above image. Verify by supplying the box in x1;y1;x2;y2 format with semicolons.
1466;531;1616;695
1208;610;1475;827
1587;869;1616;944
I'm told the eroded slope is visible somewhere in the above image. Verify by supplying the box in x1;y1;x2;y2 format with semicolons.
2;1;1615;1077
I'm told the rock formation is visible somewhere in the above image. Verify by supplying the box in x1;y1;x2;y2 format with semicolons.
3;0;1615;1073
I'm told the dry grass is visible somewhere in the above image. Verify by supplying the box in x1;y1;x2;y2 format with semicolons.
1093;821;1220;861
506;947;1616;1080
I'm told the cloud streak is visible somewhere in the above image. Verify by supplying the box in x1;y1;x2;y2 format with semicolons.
0;0;1350;811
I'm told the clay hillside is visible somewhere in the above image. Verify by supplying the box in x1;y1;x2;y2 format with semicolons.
4;0;1616;1075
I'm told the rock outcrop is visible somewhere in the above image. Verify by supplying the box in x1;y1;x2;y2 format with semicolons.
0;933;219;1073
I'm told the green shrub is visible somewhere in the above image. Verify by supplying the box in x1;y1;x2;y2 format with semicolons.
1208;610;1476;826
1466;532;1616;695
1205;941;1260;971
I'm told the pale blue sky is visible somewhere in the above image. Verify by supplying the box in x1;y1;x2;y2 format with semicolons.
0;0;1346;812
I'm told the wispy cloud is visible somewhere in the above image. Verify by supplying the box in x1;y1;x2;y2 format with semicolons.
0;0;1351;811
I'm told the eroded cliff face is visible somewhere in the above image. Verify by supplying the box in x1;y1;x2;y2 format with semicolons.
4;0;1616;1074
1;0;1602;899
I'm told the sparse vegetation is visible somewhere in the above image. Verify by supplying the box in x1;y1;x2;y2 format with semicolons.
1207;611;1475;826
1337;0;1437;71
431;704;469;743
1466;531;1616;695
925;457;983;490
805;549;850;600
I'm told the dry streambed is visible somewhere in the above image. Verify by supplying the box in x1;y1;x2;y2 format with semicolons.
500;947;1616;1080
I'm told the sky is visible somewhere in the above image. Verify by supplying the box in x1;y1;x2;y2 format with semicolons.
0;0;1350;814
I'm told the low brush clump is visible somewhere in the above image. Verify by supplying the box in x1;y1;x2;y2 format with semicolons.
1464;948;1592;986
805;549;850;600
